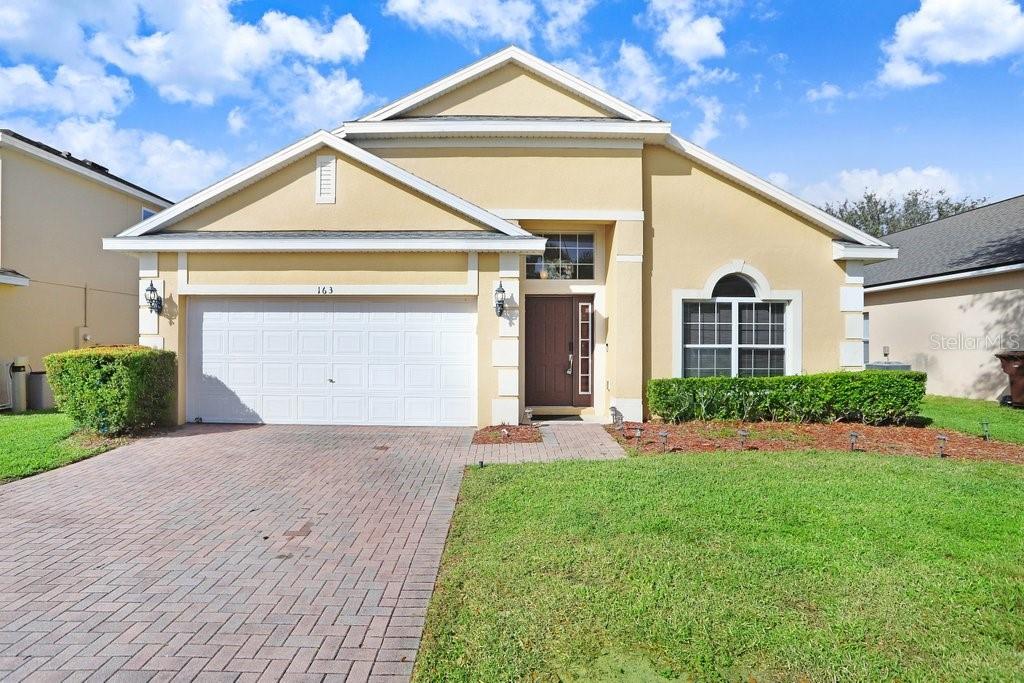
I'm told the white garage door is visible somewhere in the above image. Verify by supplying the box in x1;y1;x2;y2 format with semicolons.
187;297;477;425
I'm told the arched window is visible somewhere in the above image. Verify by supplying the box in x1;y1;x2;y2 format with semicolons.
711;273;756;298
681;272;787;378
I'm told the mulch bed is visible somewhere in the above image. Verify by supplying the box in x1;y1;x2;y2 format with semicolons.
472;425;543;445
609;421;1024;466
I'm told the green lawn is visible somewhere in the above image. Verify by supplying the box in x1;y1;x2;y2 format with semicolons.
416;452;1024;681
0;411;121;481
920;395;1024;444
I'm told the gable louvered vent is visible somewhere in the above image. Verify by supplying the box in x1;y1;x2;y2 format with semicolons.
315;154;336;204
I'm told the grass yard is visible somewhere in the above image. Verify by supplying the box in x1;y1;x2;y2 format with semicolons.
919;395;1024;444
416;452;1024;681
0;411;125;482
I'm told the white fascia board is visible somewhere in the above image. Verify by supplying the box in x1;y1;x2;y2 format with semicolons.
355;136;644;150
358;45;658;123
115;130;529;239
663;134;889;248
0;272;30;286
341;119;670;139
864;262;1024;293
103;236;548;254
0;133;170;208
493;209;644;222
832;242;899;262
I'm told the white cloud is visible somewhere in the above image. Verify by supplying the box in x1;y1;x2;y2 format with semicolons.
767;171;790;189
805;81;843;102
541;0;598;50
801;166;961;205
645;0;727;70
0;64;131;117
90;5;369;106
690;95;722;146
279;66;373;132
556;42;668;114
733;112;749;129
227;107;247;135
383;0;535;44
879;0;1024;88
2;117;229;199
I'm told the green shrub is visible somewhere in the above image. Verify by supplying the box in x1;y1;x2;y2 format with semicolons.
44;346;176;435
647;371;927;425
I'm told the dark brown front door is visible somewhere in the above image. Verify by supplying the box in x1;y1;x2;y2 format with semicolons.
525;295;594;407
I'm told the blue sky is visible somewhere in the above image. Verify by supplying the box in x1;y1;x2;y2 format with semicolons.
1;0;1022;204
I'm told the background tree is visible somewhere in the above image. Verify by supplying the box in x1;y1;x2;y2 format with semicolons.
822;189;987;237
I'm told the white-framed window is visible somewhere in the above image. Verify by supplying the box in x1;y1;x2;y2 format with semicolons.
681;274;787;377
141;207;156;220
526;233;595;280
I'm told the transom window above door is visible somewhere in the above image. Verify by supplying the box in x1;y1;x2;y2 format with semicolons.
526;233;595;280
682;284;787;377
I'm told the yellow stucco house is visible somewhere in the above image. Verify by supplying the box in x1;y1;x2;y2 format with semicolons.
104;47;896;427
0;130;169;407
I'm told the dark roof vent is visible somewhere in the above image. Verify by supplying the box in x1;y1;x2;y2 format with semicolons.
81;159;109;173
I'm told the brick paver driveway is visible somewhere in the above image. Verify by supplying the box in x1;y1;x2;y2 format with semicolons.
0;424;622;681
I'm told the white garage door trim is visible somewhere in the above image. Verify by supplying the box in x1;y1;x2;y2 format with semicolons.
187;296;478;426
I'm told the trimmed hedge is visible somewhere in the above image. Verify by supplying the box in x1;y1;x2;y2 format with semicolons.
647;371;927;425
44;346;176;435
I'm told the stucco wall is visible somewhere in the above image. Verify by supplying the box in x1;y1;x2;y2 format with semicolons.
0;147;158;368
186;252;469;286
371;147;642;213
403;64;614;118
865;271;1024;399
170;151;490;233
642;146;852;384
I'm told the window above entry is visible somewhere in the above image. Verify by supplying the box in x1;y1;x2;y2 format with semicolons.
526;233;595;280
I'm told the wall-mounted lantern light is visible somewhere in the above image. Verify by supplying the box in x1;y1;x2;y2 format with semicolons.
494;281;507;317
144;280;163;315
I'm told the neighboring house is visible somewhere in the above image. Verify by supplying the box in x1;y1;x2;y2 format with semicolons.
865;194;1024;400
104;46;895;427
0;130;170;404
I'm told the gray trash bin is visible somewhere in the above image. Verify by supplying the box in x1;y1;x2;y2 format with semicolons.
27;371;55;410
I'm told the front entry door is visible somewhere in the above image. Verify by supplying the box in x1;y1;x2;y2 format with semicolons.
525;295;594;407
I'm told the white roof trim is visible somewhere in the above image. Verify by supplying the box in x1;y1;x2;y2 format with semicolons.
663;134;889;247
832;242;898;262
340;119;669;139
0;132;170;208
0;271;30;286
493;209;644;222
865;262;1024;293
103;235;547;254
359;45;659;123
115;130;529;238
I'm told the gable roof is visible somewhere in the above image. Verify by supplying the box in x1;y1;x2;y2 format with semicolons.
0;129;171;207
663;135;891;248
359;45;659;123
865;193;1024;288
115;130;529;238
345;47;888;250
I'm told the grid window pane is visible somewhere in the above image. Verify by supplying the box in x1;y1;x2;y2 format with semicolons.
684;299;787;378
525;233;596;280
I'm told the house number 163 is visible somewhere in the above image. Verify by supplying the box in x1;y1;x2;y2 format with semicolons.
316;286;334;295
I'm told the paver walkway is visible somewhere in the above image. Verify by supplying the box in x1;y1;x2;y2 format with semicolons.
0;423;622;682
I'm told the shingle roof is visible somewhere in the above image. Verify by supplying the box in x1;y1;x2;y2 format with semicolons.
865;194;1024;287
0;129;170;204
